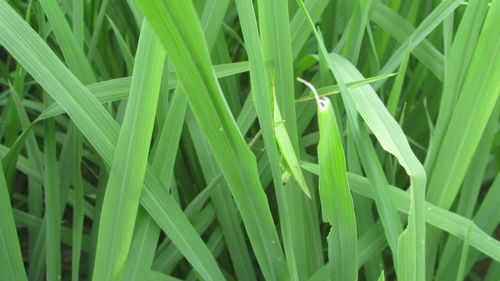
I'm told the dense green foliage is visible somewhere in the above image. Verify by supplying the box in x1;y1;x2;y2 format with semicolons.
0;0;499;280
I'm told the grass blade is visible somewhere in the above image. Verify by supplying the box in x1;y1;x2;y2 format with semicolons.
91;22;165;281
0;3;225;280
39;61;249;120
301;162;500;263
308;82;357;281
0;162;28;281
43;97;61;281
71;129;84;281
425;0;500;210
134;0;289;280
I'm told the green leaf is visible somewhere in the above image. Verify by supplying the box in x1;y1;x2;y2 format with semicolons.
91;22;165;281
133;0;288;280
302;161;500;263
0;2;225;280
0;161;28;281
426;0;500;210
38;61;249;120
298;77;357;281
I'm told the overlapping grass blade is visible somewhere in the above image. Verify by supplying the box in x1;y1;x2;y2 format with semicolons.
417;8;500;274
320;42;404;268
1;0;499;279
297;2;426;279
308;223;386;281
434;104;499;280
184;108;258;281
425;0;500;210
107;16;134;74
301;162;500;263
0;2;225;280
328;53;426;281
370;4;443;80
426;0;488;172
121;207;160;281
374;0;463;88
133;0;288;280
290;0;329;60
38;61;249;119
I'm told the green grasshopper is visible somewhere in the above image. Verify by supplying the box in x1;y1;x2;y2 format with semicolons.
271;77;311;198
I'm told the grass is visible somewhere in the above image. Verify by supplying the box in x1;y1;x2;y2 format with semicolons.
0;0;499;280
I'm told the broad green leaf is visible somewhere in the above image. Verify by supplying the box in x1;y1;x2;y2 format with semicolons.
298;77;357;281
329;52;426;281
317;97;358;281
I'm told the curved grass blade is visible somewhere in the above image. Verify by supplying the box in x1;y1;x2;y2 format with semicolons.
330;53;426;281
